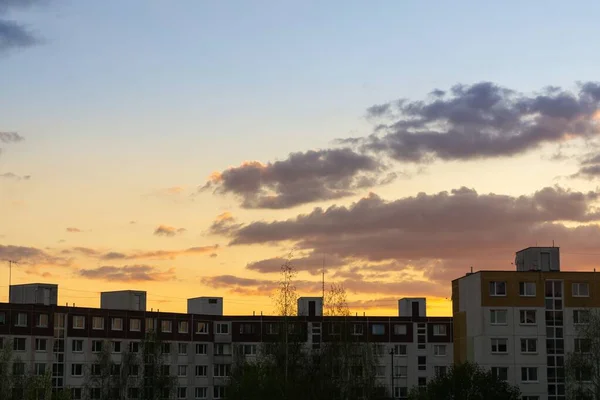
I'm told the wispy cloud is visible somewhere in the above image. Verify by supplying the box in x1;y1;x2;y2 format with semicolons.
79;265;176;282
66;227;83;233
100;245;219;261
153;225;186;237
0;1;45;53
0;172;30;180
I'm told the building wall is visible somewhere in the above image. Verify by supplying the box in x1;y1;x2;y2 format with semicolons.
0;303;453;400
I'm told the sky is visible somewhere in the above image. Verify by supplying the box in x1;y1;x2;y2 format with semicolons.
2;0;600;316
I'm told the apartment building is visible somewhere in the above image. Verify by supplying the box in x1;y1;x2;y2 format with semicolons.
0;286;453;399
452;246;598;400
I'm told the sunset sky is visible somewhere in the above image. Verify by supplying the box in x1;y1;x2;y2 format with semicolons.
2;0;600;316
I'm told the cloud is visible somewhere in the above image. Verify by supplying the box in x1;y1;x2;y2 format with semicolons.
0;1;44;53
202;148;393;209
99;245;219;261
0;172;30;180
79;265;176;282
153;225;186;237
354;82;600;162
0;132;24;143
208;212;244;236
0;244;71;266
246;252;345;275
66;227;83;233
219;186;600;283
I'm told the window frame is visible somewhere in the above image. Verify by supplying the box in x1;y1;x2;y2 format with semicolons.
521;366;538;382
573;282;590;297
520;338;537;354
73;315;85;330
489;281;507;296
92;316;104;330
111;317;123;331
433;324;447;336
490;309;508;325
433;344;447;356
491;338;508;354
519;282;536;297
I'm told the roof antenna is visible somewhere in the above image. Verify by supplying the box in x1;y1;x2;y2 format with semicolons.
470;266;473;273
552;240;555;247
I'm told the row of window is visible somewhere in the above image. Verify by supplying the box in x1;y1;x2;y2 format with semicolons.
490;337;590;355
489;308;591;325
68;386;225;400
491;366;539;382
1;337;234;356
489;281;591;297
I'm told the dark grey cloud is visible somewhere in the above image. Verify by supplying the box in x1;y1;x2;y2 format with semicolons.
202;148;393;209
153;225;186;237
246;252;345;275
79;265;176;282
216;186;600;283
0;1;45;53
356;82;600;162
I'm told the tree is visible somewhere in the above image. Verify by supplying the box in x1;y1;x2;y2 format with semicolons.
566;308;600;400
227;257;390;400
408;362;521;400
138;331;177;400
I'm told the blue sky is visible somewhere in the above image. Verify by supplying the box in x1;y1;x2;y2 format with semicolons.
2;0;600;314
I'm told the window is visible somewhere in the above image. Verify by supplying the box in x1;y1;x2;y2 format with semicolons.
92;316;104;330
13;338;26;351
489;281;507;296
15;313;27;327
371;324;385;335
519;310;536;324
519;282;536;296
71;363;84;376
112;317;123;331
129;342;139;353
112;341;121;353
433;344;447;356
196;343;207;355
0;312;5;326
214;364;231;377
576;367;592;382
394;366;407;377
215;343;232;355
35;363;46;375
417;356;427;371
129;365;139;376
92;340;103;353
373;344;386;356
418;377;427;387
241;344;257;355
216;323;229;334
161;320;172;333
433;324;447;336
195;365;207;377
393;324;407;335
239;323;256;334
573;282;590;297
394;387;408;399
72;340;83;352
145;317;155;332
130;318;141;331
91;364;101;376
575;338;591;353
161;343;171;354
178;343;187;355
36;313;48;328
574;310;590;324
178;365;187;377
491;367;508;381
394;344;407;355
373;365;386;377
434;366;447;377
329;323;341;335
196;322;208;334
13;362;25;375
490;310;507;325
352;324;364;335
491;338;508;353
520;338;537;353
177;387;187;399
521;367;538;382
178;321;189;333
35;338;47;351
71;388;82;400
73;316;85;329
213;386;226;399
266;323;279;335
195;387;207;399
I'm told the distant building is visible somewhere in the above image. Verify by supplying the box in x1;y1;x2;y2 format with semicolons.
0;286;452;399
453;246;590;400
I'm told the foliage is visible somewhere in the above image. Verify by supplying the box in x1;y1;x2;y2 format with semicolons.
227;256;390;400
408;362;521;400
565;308;600;400
138;331;177;400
